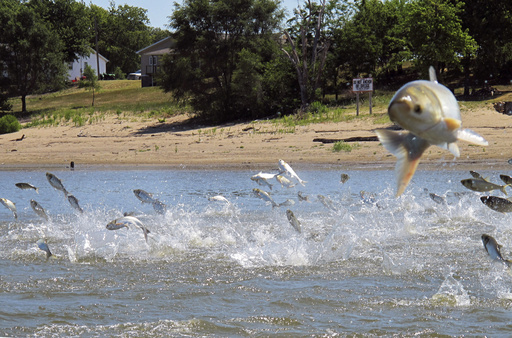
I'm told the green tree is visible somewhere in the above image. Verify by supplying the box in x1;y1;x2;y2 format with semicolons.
461;0;512;90
159;0;284;122
28;0;92;63
282;0;331;111
80;65;101;106
0;1;67;113
91;3;152;74
402;0;476;77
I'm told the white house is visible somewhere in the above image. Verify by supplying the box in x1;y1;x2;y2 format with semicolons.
68;48;108;81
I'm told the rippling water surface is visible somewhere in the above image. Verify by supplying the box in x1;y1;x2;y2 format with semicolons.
1;166;512;336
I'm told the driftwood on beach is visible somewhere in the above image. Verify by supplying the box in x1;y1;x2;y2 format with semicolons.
313;136;379;143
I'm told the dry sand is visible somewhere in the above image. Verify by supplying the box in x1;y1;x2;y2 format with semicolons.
1;105;511;171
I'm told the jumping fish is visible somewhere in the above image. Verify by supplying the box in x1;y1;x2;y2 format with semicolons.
15;183;39;193
106;218;129;230
278;199;295;207
152;200;166;215
500;174;512;186
36;239;52;260
278;159;306;186
253;188;278;208
46;172;68;196
340;173;350;184
469;171;486;180
67;194;83;213
480;196;512;213
375;67;488;197
276;175;296;188
429;193;446;205
318;194;336;211
0;198;17;219
107;216;150;242
481;234;512;267
461;178;509;195
298;191;311;202
133;189;156;204
286;209;302;233
208;195;231;204
30;200;49;221
251;172;276;190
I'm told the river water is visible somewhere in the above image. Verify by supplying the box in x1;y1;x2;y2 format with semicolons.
1;165;512;336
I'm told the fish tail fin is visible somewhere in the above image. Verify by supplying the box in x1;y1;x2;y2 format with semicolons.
36;188;39;194
46;250;52;260
299;180;306;187
505;260;512;268
501;185;509;196
375;129;430;197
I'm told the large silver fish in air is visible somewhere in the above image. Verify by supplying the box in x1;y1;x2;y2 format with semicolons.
46;172;68;196
375;67;488;196
30;200;49;221
0;197;17;220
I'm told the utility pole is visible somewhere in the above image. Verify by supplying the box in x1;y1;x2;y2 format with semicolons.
95;17;100;79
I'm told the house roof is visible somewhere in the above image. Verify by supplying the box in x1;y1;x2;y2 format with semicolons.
83;47;108;62
137;36;175;56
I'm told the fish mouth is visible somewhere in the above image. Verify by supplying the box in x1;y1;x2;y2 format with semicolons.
388;99;413;123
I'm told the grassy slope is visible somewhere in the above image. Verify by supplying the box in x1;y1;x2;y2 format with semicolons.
8;80;512;128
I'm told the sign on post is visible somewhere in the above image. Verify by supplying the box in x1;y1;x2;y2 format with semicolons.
352;77;374;116
352;78;373;92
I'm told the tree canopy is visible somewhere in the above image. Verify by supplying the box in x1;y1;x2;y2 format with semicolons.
159;0;285;122
0;1;68;113
2;0;512;120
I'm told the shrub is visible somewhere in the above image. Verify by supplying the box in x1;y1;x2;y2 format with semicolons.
0;114;21;134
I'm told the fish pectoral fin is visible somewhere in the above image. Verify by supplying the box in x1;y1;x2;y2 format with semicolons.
456;128;488;146
443;117;461;131
447;143;460;157
375;129;430;197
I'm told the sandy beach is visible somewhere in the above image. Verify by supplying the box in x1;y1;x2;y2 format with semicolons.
1;104;511;171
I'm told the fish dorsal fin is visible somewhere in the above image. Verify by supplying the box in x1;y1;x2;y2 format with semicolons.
429;66;438;83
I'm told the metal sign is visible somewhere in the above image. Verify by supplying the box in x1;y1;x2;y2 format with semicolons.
352;78;373;92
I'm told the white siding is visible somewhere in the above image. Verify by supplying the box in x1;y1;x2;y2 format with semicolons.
68;49;108;81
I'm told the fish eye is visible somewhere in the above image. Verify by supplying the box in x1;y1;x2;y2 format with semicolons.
413;104;422;114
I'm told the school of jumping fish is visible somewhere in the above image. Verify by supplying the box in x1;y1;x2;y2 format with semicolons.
1;67;511;267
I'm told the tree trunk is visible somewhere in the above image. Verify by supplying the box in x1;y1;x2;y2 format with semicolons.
21;95;27;113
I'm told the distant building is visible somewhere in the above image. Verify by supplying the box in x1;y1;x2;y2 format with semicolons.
68;48;108;81
136;36;175;87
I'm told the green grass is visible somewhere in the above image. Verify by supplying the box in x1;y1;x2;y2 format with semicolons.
7;79;506;131
8;80;188;127
332;141;359;152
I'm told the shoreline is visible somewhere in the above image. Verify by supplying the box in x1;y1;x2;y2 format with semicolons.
1;105;511;171
1;159;511;172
